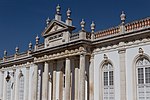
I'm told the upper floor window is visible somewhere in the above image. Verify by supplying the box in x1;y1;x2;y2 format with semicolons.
136;57;150;100
102;62;114;100
19;71;24;100
6;79;11;100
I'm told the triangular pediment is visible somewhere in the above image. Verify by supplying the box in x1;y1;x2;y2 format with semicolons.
42;20;75;37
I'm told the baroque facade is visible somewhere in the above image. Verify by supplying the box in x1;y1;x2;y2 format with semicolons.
0;5;150;100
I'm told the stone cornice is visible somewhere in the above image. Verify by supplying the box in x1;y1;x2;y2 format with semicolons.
0;56;33;68
34;47;89;63
94;37;150;54
33;39;91;56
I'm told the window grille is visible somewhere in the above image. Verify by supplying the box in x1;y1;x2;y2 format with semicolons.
103;63;114;100
19;75;24;100
6;79;11;100
136;58;150;100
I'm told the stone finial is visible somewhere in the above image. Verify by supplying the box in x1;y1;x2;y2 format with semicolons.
29;42;32;50
4;50;7;57
80;19;86;31
67;8;71;19
56;4;61;15
120;11;126;24
36;35;39;45
139;48;144;55
46;17;50;25
91;21;95;33
15;46;19;54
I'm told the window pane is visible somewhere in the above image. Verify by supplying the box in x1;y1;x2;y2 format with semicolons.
19;76;24;100
138;68;144;84
104;72;108;86
109;71;113;86
6;80;11;100
145;67;150;83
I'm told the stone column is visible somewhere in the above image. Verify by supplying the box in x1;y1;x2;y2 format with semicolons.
118;49;127;100
59;71;63;100
75;59;79;100
89;54;94;100
53;61;57;100
65;57;71;100
2;71;6;100
24;65;30;100
32;64;38;100
0;70;4;100
42;62;49;100
80;53;86;100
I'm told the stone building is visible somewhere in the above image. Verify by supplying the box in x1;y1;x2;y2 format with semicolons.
0;5;150;100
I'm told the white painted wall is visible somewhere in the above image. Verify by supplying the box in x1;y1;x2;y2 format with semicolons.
94;50;120;100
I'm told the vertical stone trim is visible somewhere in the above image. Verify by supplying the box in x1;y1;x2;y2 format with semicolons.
24;65;30;100
11;69;16;100
14;70;19;100
32;64;38;100
118;49;127;100
71;58;75;100
48;62;53;100
75;58;79;100
89;54;94;100
3;71;6;100
42;62;49;100
59;71;63;100
80;53;86;100
53;61;57;100
65;57;71;100
0;70;4;100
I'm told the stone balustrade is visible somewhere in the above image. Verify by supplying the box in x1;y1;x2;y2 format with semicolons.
125;17;150;32
37;43;44;50
95;26;120;39
95;17;150;39
70;32;79;41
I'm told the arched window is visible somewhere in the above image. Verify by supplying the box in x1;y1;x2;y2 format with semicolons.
19;72;24;100
102;62;114;100
136;57;150;100
6;78;11;100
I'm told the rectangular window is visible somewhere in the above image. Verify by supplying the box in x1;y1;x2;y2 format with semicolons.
145;67;150;83
104;72;108;86
109;71;113;86
138;68;144;84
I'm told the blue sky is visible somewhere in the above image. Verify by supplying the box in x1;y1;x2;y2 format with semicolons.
0;0;150;57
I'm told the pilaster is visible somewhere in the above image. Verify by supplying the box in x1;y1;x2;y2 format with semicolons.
89;54;94;100
24;65;30;100
65;57;71;100
53;61;57;100
32;64;38;100
2;71;6;100
118;48;127;100
42;62;49;100
80;53;86;100
0;70;4;100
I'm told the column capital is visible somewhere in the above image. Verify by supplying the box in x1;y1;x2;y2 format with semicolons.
66;57;71;60
26;64;30;69
118;48;126;54
80;52;86;57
